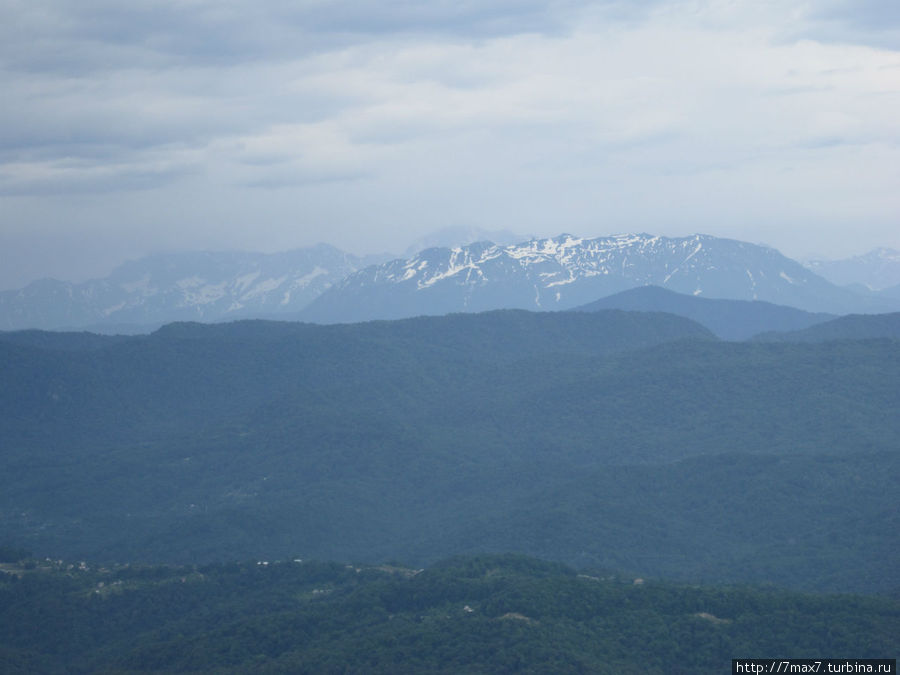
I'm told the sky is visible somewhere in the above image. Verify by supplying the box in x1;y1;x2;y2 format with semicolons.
1;0;899;290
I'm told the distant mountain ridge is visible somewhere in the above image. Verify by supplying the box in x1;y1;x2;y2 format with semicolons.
301;233;897;323
806;247;900;291
4;233;899;331
0;245;389;331
755;312;900;343
574;286;836;340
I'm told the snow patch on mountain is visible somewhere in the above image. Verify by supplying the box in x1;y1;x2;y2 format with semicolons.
0;245;387;331
289;267;328;289
120;274;155;296
301;233;899;323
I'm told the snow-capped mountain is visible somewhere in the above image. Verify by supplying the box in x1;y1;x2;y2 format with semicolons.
300;233;898;323
805;248;900;291
6;233;897;332
0;245;388;331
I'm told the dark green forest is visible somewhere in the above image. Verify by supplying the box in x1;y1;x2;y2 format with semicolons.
1;310;898;593
1;553;897;674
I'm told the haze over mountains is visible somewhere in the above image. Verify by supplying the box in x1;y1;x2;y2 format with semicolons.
805;247;900;291
3;225;899;675
3;232;900;332
402;225;528;259
0;246;390;332
5;0;899;667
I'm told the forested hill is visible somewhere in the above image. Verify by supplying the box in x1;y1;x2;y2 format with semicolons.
1;553;897;674
1;310;898;592
754;312;900;342
1;307;711;359
573;285;836;340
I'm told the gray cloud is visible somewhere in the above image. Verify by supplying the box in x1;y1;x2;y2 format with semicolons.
241;168;371;190
0;0;899;289
1;1;573;77
0;159;196;196
814;0;900;32
1;1;672;79
799;0;900;50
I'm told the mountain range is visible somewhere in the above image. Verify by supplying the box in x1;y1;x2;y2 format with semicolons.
4;232;899;671
0;245;388;332
2;310;897;592
806;247;900;291
3;233;900;332
300;233;900;323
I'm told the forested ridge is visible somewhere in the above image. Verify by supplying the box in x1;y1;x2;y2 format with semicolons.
1;553;897;674
1;311;898;592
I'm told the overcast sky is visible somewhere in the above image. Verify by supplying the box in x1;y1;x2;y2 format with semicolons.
1;0;899;289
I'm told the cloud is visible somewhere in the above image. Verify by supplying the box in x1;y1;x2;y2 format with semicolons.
0;152;198;196
1;0;899;289
0;0;578;78
804;0;900;49
242;170;370;190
